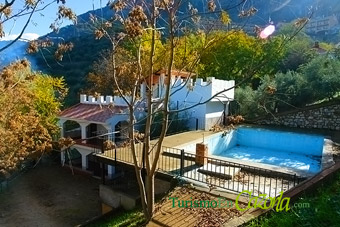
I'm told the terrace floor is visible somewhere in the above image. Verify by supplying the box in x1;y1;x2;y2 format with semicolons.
97;130;217;175
148;186;247;227
152;130;216;147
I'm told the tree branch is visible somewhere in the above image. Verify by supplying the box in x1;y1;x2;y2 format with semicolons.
0;0;41;52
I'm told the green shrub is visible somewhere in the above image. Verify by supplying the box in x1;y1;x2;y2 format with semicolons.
235;56;340;119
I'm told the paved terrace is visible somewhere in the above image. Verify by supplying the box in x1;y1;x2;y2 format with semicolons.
152;130;216;147
96;130;216;174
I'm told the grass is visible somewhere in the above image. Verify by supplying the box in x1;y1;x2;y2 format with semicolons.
86;209;145;227
246;172;340;227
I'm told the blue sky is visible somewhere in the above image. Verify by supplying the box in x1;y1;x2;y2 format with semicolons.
2;0;104;40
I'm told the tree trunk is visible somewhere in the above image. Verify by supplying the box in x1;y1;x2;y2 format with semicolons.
143;0;157;221
128;106;149;219
146;174;155;219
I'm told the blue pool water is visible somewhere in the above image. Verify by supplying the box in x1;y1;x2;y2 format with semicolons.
200;127;324;174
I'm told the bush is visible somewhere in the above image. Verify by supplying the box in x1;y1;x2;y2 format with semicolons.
235;76;276;119
235;56;340;119
301;56;340;102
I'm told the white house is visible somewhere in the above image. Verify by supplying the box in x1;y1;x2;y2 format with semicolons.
58;70;234;172
58;95;130;174
140;70;235;130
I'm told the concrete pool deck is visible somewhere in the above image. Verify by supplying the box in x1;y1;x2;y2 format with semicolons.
151;130;216;148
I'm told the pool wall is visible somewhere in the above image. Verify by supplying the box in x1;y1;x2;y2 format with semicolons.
179;126;325;157
234;127;324;157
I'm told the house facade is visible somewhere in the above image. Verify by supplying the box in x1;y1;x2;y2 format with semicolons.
141;71;235;130
58;95;130;175
58;71;234;173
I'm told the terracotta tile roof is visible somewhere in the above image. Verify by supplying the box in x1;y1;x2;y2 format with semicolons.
144;69;196;86
313;47;327;54
59;103;127;123
156;69;195;78
312;42;327;54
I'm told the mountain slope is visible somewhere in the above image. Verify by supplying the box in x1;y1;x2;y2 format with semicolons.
33;0;340;106
0;41;37;69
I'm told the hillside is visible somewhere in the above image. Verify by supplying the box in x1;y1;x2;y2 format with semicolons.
0;41;36;69
33;35;111;106
33;0;340;106
41;0;340;39
43;0;340;40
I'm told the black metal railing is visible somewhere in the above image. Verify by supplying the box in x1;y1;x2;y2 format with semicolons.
182;151;302;197
153;146;303;197
93;139;303;197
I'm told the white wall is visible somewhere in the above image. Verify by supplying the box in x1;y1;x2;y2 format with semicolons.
206;101;224;117
79;94;130;106
204;101;226;130
167;78;232;130
168;77;234;103
138;76;235;130
143;76;234;104
105;114;129;141
107;114;129;131
170;101;206;130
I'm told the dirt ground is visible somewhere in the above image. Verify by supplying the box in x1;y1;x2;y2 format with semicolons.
0;159;101;227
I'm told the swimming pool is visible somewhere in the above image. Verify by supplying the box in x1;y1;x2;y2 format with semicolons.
180;126;326;175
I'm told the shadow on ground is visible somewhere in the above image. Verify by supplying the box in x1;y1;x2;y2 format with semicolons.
0;157;101;227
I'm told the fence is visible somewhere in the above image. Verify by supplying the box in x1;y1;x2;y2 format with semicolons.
158;147;302;197
79;117;205;147
94;140;303;197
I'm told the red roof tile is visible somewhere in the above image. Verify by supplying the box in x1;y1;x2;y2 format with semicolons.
144;69;196;86
156;69;195;78
59;103;127;123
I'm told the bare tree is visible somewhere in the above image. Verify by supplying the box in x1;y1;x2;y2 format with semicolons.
87;0;311;222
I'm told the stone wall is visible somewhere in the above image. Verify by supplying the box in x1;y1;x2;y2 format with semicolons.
255;102;340;130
